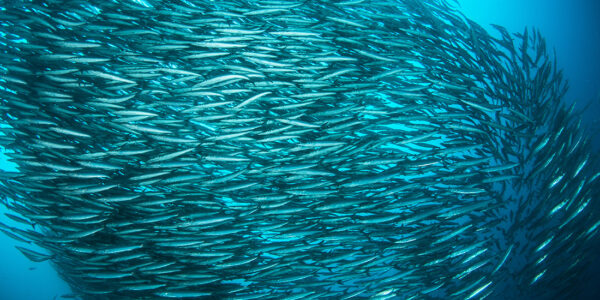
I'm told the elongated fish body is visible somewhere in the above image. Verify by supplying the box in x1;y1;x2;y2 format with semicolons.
0;0;598;299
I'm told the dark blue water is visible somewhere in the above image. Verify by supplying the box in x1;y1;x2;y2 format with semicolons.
459;0;600;148
458;4;600;297
0;1;599;299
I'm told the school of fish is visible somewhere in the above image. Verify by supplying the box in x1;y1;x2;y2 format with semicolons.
0;0;599;299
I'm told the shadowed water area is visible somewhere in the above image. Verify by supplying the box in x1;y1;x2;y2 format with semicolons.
0;0;599;299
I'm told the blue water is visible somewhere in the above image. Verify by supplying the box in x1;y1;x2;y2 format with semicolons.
459;0;600;148
0;1;599;299
461;2;600;298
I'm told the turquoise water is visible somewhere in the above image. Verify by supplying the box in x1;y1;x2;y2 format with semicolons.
0;1;598;299
459;0;600;149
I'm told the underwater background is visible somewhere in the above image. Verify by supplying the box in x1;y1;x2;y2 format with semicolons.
459;0;600;150
0;0;599;299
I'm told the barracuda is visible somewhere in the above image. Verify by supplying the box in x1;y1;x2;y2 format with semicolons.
0;0;598;299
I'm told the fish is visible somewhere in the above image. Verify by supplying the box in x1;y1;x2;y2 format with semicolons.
0;0;598;299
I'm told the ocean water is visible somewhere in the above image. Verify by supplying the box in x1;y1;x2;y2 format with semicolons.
457;3;600;296
458;0;600;149
0;1;598;299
